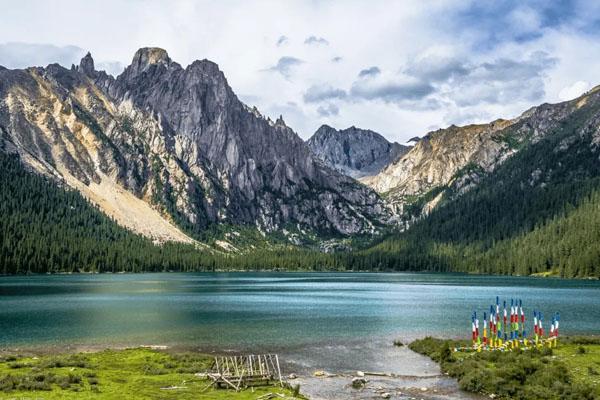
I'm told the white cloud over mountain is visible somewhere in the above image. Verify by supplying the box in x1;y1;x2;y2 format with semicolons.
1;0;599;142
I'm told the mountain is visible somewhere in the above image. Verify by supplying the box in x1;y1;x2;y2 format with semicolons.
0;48;387;244
2;46;600;278
306;124;408;178
361;119;514;215
364;87;600;220
346;85;600;278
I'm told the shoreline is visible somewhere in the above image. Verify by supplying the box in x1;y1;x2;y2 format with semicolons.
2;270;599;281
0;340;479;400
3;336;599;399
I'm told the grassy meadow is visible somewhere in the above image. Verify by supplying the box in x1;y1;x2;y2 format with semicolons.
0;347;302;399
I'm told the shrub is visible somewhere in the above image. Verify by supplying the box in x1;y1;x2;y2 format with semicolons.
8;362;28;369
142;364;167;375
17;379;51;391
439;341;452;362
540;347;553;356
68;373;82;384
88;377;99;385
459;369;489;392
568;336;600;345
0;375;18;392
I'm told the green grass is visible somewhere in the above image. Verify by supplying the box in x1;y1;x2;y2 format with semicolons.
0;348;303;399
408;336;600;400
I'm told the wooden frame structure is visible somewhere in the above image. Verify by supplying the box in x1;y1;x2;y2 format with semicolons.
207;354;284;391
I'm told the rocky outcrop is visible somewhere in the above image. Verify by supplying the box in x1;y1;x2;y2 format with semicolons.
363;120;513;197
307;124;408;178
0;48;388;242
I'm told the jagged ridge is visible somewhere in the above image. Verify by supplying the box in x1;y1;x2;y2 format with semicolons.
0;48;388;243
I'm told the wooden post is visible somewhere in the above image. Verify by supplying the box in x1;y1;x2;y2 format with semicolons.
233;356;239;376
275;354;283;387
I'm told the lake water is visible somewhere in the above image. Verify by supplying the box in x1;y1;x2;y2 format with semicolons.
2;272;599;399
1;272;599;350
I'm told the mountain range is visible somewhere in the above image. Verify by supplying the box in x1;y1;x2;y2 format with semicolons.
1;47;599;277
0;48;387;248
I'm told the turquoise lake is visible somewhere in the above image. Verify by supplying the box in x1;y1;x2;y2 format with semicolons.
1;272;599;350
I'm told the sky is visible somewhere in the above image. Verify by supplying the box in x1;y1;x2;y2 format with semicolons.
1;0;600;143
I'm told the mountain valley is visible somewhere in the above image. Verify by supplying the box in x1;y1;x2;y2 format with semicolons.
2;48;600;277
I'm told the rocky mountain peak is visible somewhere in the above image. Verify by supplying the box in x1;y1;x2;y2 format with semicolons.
128;47;172;76
307;125;409;179
314;124;336;135
187;59;221;75
78;52;95;76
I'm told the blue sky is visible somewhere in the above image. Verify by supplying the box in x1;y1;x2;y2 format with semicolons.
1;0;599;142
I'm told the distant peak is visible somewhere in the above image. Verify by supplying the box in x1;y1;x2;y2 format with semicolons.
315;124;336;133
320;123;334;129
78;52;95;76
129;47;171;75
187;59;224;78
135;47;170;64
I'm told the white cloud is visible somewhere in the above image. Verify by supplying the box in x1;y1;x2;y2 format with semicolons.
304;36;329;46
0;42;85;69
558;80;591;101
0;1;599;142
265;56;304;79
303;84;347;103
316;103;339;116
276;35;289;46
